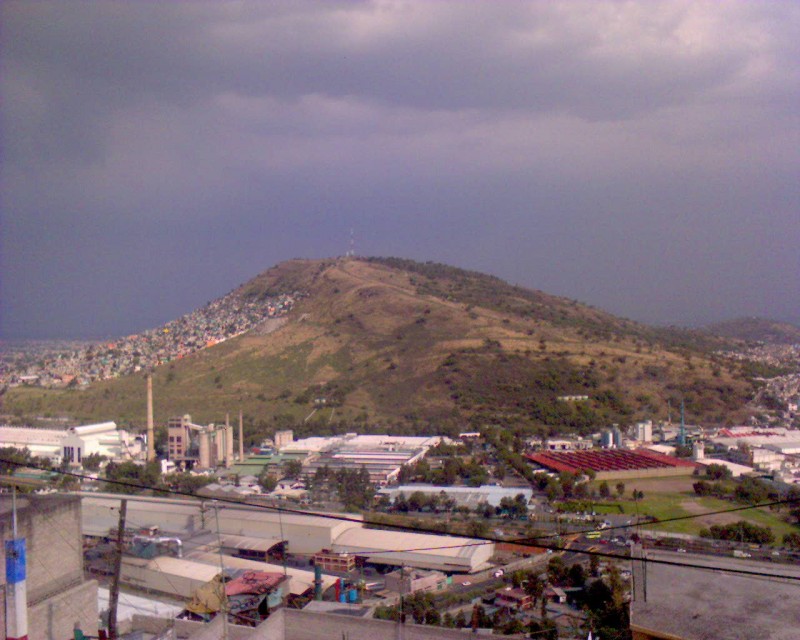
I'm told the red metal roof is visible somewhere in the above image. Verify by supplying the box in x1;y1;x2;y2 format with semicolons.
226;570;285;597
525;449;696;474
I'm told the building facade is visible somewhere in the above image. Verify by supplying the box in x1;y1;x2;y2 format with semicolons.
0;494;98;639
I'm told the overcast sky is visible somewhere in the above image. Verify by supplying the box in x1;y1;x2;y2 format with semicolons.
1;1;798;340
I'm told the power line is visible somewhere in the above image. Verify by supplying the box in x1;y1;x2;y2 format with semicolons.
3;457;800;582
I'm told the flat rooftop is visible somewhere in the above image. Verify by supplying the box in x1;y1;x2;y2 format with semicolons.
630;549;800;640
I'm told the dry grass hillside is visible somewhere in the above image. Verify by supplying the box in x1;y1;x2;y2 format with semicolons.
3;257;758;442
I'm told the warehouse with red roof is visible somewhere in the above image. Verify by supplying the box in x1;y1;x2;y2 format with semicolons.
525;448;696;480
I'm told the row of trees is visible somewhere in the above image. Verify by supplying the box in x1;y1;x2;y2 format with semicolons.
396;456;489;487
305;465;375;510
699;520;775;545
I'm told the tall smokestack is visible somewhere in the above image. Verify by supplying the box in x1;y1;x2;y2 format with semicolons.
238;409;244;461
146;374;155;462
225;413;234;468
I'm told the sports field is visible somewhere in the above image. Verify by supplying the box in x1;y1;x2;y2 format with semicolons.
593;476;798;540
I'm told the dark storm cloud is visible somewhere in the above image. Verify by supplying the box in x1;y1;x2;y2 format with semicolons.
1;1;798;338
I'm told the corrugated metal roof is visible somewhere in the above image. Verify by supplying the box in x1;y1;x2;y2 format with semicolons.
332;528;489;562
218;534;284;553
189;552;337;595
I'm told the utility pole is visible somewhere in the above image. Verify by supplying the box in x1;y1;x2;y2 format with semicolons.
214;502;229;640
108;499;127;640
5;485;28;640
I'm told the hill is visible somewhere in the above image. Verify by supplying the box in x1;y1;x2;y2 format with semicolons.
705;318;800;345
1;257;760;443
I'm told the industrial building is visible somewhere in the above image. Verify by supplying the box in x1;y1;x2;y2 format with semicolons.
0;421;141;465
526;448;696;480
384;568;448;594
312;549;356;572
187;553;337;598
62;421;143;464
331;527;494;573
379;484;533;509
0;494;98;639
167;414;236;469
280;433;443;485
81;494;493;575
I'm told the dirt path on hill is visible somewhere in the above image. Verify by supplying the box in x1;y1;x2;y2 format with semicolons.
679;500;741;526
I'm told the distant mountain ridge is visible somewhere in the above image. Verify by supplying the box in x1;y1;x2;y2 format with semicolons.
705;318;800;345
2;257;761;438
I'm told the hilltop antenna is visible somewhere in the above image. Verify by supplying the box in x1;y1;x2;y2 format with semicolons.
347;227;355;257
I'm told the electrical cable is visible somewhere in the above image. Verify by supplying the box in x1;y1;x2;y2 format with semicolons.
3;457;800;582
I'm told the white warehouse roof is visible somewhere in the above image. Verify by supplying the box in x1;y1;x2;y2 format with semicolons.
331;527;494;574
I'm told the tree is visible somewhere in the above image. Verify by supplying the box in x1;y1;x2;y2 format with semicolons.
104;460;161;494
412;491;433;512
701;520;774;545
585;574;630;638
0;446;33;475
705;463;732;480
511;570;526;588
258;470;277;493
547;556;567;584
615;482;626;498
524;574;545;607
81;453;107;471
783;532;800;549
528;619;558;640
567;563;586;588
598;481;610;499
283;459;303;480
589;554;600;577
164;472;216;495
734;477;770;504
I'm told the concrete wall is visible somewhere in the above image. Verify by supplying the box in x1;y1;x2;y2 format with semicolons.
28;579;99;640
82;495;204;537
0;495;84;602
131;614;254;639
594;466;694;481
251;609;492;640
0;495;98;639
385;570;446;594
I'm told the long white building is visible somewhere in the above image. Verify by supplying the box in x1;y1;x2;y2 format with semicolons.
0;422;141;464
281;433;444;485
81;494;494;573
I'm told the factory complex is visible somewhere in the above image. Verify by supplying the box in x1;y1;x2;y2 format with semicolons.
273;432;445;485
525;448;697;480
0;421;142;465
81;493;494;576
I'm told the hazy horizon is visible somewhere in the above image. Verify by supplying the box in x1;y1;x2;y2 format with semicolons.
2;2;798;340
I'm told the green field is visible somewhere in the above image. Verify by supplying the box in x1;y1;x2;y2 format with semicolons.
617;491;797;540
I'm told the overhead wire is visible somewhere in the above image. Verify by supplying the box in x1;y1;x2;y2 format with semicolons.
3;457;800;582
